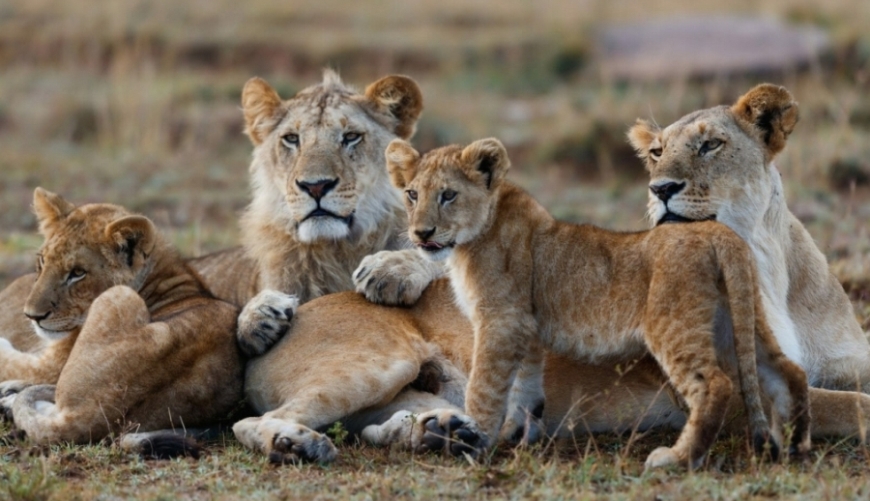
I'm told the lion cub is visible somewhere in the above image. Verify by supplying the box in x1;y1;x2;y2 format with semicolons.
385;138;810;469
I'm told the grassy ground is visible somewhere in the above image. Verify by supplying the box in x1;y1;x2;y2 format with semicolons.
1;0;870;498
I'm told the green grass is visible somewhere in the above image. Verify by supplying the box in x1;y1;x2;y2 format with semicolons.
4;421;870;500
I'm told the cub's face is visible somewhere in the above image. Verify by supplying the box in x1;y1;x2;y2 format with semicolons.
628;84;799;235
385;139;511;261
24;189;157;341
242;72;423;243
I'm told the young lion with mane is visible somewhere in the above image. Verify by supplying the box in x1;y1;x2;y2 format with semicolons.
385;137;810;469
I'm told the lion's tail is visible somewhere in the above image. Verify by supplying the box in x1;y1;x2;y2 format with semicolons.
118;428;222;460
714;232;774;456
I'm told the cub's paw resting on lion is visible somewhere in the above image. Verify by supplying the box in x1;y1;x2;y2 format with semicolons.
354;249;446;306
386;137;810;469
0;188;244;452
361;408;485;457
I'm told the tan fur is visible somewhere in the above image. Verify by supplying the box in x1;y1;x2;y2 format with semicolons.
386;138;810;468
629;84;870;392
0;189;243;445
188;71;442;356
232;82;870;465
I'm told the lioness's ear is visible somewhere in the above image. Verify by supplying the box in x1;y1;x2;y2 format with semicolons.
365;75;423;140
105;216;157;267
242;77;283;146
731;84;799;159
385;139;421;189
460;138;510;191
33;187;75;236
627;119;661;161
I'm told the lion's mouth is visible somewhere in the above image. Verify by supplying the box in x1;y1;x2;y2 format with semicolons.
416;241;454;252
302;208;354;226
656;212;717;226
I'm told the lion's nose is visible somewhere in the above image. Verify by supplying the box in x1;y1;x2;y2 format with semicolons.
296;178;338;201
24;310;50;322
414;227;436;241
649;181;686;202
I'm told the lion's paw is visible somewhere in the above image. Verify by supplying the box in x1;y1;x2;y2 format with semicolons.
500;403;545;447
236;290;299;357
268;425;337;465
353;250;440;306
644;446;682;470
415;409;486;457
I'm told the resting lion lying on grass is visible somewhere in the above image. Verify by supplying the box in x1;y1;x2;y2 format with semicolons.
0;189;243;453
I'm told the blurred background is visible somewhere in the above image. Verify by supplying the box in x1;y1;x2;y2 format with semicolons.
0;0;867;324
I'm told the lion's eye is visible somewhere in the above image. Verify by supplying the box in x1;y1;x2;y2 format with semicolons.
342;132;363;147
649;148;663;161
406;190;418;203
440;190;457;204
699;139;723;156
67;267;86;284
281;134;300;148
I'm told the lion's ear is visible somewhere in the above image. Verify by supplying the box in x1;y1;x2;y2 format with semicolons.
242;77;283;146
627;119;661;161
460;138;511;191
385;139;421;189
33;187;75;236
365;75;423;140
105;215;157;267
731;84;799;159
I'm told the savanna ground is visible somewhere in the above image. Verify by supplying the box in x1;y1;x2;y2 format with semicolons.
1;0;870;499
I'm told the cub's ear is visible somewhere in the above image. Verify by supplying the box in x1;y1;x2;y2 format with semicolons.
385;139;421;189
365;75;423;140
242;77;284;146
731;83;799;159
627;119;661;162
460;138;510;190
33;187;75;236
105;216;157;267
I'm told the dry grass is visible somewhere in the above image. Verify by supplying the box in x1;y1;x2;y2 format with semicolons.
1;0;869;498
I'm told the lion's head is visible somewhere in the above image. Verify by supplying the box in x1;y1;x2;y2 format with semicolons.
241;70;423;244
386;138;511;262
627;84;799;238
24;188;158;341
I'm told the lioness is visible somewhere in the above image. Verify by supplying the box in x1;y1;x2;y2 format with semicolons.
0;189;243;449
628;83;870;392
385;137;810;468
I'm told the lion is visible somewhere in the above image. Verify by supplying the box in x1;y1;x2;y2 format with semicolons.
189;70;444;357
234;82;870;465
0;188;243;452
384;137;810;468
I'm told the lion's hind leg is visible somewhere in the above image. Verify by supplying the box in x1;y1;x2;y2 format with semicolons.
355;388;485;457
233;413;337;465
8;384;109;445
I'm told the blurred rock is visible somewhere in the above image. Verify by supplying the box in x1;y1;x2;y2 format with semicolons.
829;158;870;191
595;16;829;81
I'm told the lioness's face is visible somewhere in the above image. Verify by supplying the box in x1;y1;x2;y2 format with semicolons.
386;139;510;261
628;84;799;232
242;73;423;243
25;189;157;341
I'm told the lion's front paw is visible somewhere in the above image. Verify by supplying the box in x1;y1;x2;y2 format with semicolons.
644;446;683;470
0;381;30;422
353;250;438;306
415;409;487;457
236;290;299;357
269;425;337;465
500;404;545;447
